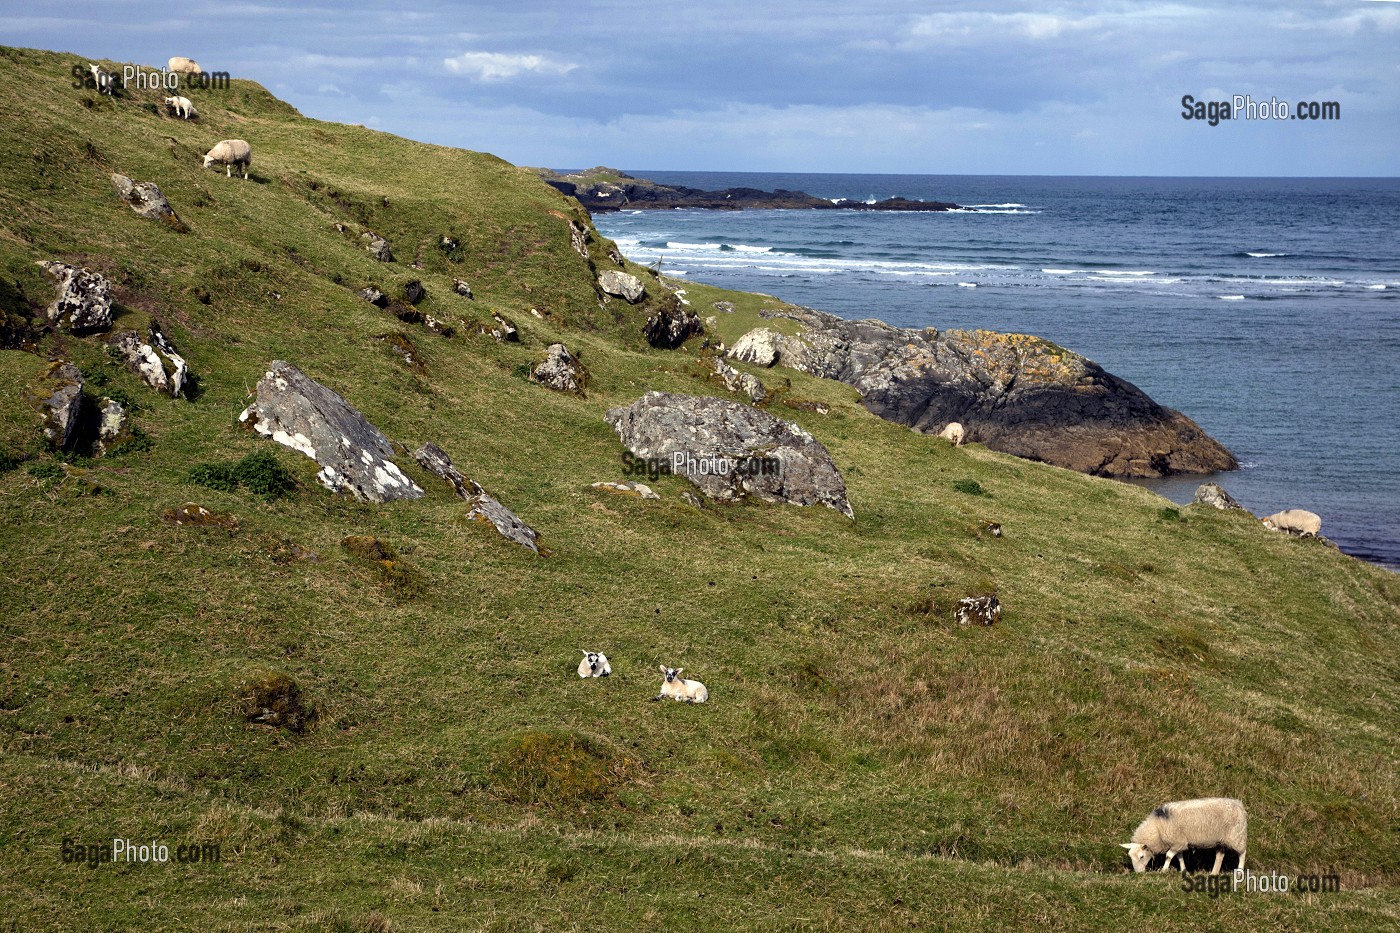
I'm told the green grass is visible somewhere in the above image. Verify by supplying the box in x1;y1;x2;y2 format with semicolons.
0;45;1397;930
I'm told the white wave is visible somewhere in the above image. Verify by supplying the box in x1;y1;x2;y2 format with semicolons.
971;209;1042;214
1246;252;1284;258
1366;284;1387;290
733;244;771;253
667;241;723;250
1042;268;1078;274
1096;270;1157;276
957;282;978;288
966;203;1026;208
1217;295;1246;301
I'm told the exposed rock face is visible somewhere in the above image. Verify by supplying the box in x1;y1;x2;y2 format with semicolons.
452;279;473;299
568;220;590;259
956;594;1002;626
413;442;542;553
357;286;388;307
109;323;189;397
1194;483;1247;512
361;232;393;262
24;361;84;449
598;270;645;303
36;262;112;333
643;306;703;350
605;391;853;518
110;173;186;231
530;343;587;395
728;327;782;367
754;306;1237;479
710;357;766;404
239;360;424;503
402;280;425;304
94;396;131;456
1263;509;1322;537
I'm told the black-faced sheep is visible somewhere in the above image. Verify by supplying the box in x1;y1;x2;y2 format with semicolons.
1122;797;1247;874
203;139;252;179
577;650;612;678
651;666;707;703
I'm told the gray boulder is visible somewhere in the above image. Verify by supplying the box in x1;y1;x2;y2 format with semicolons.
727;327;782;367
239;360;424;503
108;323;188;398
1193;483;1247;512
36;262;112;333
710;357;766;403
756;306;1237;479
94;396;131;456
357;286;388;308
361;232;393;262
530;343;587;395
24;361;84;449
110;173;186;231
413;442;541;552
604;391;853;518
598;270;645;303
452;279;473;299
713;301;736;314
643;306;703;349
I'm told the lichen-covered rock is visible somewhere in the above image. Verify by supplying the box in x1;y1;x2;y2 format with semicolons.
604;391;853;518
713;301;735;314
35;262;112;333
357;286;388;307
599;270;645;303
110;173;187;231
956;594;1002;626
24;361;84;449
569;219;590;259
238;360;424;503
412;442;541;552
361;232;393;262
413;442;475;500
710;357;766;403
93;396;131;456
591;480;660;500
757;306;1237;479
108;323;189;398
1194;483;1247;512
728;327;782;367
643;306;703;350
531;343;587;395
452;278;473;299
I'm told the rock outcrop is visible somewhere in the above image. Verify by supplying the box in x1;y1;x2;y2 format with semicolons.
413;442;542;553
643;305;703;350
109;323;189;398
605;391;853;518
710;357;766;404
93;396;131;456
727;327;782;367
745;307;1237;479
599;270;645;303
239;361;424;503
24;361;84;449
530;343;587;396
1194;483;1247;512
110;173;186;231
361;232;393;262
36;262;112;333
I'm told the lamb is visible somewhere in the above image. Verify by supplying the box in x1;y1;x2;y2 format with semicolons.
577;650;612;678
203;139;252;179
89;64;115;96
1262;509;1322;537
1121;797;1247;874
651;666;707;703
937;422;966;446
167;57;203;77
163;96;197;120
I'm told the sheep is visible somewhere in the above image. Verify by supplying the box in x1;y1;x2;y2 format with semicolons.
577;650;612;678
1262;509;1322;537
937;422;966;446
203;139;252;179
89;64;115;96
1121;797;1247;875
163;96;197;120
167;57;204;77
651;665;707;703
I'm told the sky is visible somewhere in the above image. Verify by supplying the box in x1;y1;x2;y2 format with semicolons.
5;0;1399;175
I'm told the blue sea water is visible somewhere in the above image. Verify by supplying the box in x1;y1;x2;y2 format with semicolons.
592;174;1400;570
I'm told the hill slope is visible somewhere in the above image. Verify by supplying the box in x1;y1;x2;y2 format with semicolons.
1;45;1397;931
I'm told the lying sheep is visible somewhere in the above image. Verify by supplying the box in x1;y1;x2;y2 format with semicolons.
1262;509;1322;537
1122;797;1247;874
651;666;707;703
163;96;197;120
89;64;115;96
577;650;612;678
937;422;966;446
203;139;252;179
167;56;203;77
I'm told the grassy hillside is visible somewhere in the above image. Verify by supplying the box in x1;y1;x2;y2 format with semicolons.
1;45;1397;931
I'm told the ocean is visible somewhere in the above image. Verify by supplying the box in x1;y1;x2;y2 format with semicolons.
591;173;1400;571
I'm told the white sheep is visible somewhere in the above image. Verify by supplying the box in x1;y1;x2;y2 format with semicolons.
89;64;115;96
937;422;966;446
203;139;252;179
651;666;707;703
163;96;197;120
1262;509;1322;537
577;650;612;678
1121;797;1247;874
167;57;203;77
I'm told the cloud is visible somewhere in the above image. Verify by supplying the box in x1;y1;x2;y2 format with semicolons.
442;50;576;82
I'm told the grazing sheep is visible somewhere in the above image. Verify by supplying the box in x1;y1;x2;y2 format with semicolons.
163;96;196;120
1121;797;1247;874
577;650;612;679
1262;509;1322;537
651;666;707;704
203;139;252;179
89;64;115;96
937;422;966;446
167;57;203;77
